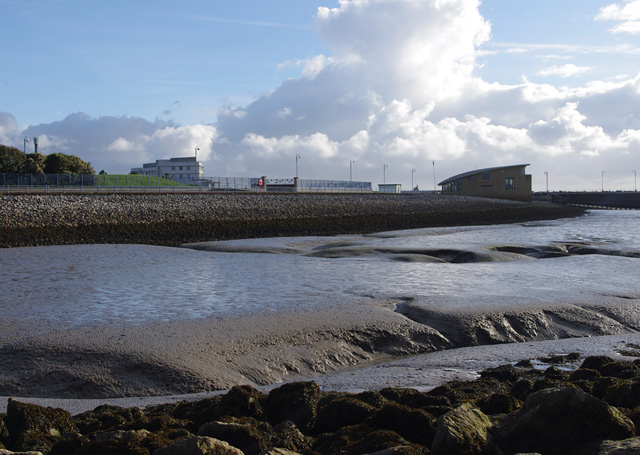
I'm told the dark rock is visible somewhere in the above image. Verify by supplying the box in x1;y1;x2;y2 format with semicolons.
603;379;640;409
74;404;144;434
543;365;567;380
10;429;58;454
354;391;389;410
348;429;421;455
511;378;534;402
498;387;635;455
570;368;601;382
0;415;8;446
431;403;494;455
312;424;376;454
49;432;89;455
381;387;451;410
170;397;222;423
313;397;377;434
5;399;77;442
445;378;511;404
476;393;522;415
514;359;533;369
273;421;312;453
265;382;320;432
600;362;640;380
479;364;519;382
581;356;616;371
197;418;277;455
367;402;436;446
152;435;244;455
218;385;266;420
78;428;170;455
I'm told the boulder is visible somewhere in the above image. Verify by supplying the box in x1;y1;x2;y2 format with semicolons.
273;421;311;453
0;450;44;455
5;399;77;442
264;382;320;432
598;437;640;454
600;362;640;380
73;404;144;434
313;397;377;434
367;402;436;446
152;436;244;455
197;419;276;455
479;364;519;383
431;403;493;455
79;429;170;455
476;393;522;416
498;387;635;455
217;386;266;421
257;449;302;455
603;379;640;409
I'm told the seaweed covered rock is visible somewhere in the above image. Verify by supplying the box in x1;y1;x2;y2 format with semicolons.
265;382;320;432
153;435;244;455
197;418;276;455
78;428;170;455
431;403;494;455
74;404;144;434
313;396;377;434
367;402;436;446
497;387;635;455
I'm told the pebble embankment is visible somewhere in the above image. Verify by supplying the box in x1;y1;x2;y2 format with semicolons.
0;193;585;248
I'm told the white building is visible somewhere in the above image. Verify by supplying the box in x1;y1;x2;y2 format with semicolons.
378;183;402;194
131;157;203;185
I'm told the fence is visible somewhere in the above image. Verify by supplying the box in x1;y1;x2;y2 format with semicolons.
0;173;373;194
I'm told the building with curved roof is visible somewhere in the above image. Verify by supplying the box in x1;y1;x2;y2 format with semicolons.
439;164;532;202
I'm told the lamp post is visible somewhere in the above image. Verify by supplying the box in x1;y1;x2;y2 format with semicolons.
295;154;301;178
383;164;388;185
634;170;637;192
350;159;355;181
602;170;605;192
544;171;549;192
23;136;30;183
411;168;416;190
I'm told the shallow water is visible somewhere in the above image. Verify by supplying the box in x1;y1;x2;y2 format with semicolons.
1;210;639;336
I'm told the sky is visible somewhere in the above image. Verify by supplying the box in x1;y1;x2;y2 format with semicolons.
2;0;640;192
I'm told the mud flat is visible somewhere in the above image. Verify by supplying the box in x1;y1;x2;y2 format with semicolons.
0;193;583;247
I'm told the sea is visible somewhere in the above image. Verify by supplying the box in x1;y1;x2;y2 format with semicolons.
1;209;639;339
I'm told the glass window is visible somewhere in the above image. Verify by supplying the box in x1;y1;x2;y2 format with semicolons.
505;177;515;190
482;172;491;180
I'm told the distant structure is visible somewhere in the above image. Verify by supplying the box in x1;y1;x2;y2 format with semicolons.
378;183;402;194
439;164;532;202
131;157;203;185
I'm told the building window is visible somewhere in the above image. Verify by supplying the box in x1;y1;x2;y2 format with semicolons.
482;172;491;180
187;166;190;170
179;166;183;170
505;177;515;190
172;166;175;170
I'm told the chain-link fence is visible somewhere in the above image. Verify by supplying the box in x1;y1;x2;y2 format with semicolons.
1;173;373;194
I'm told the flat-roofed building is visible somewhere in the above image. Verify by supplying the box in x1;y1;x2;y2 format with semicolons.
439;164;532;202
131;157;203;185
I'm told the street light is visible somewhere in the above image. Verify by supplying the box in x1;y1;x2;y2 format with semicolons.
350;159;355;182
634;170;637;192
602;170;605;192
296;154;301;178
23;137;30;181
544;171;549;192
411;168;416;190
383;164;388;185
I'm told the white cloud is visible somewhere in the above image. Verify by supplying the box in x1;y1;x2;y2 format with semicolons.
537;64;592;78
597;0;640;34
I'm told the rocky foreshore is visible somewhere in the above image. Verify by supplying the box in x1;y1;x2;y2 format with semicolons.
0;193;584;248
3;353;640;455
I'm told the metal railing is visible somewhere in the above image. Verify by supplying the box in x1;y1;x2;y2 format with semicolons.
0;173;374;194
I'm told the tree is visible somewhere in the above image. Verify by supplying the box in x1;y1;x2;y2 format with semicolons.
0;145;25;173
26;153;46;174
44;153;95;174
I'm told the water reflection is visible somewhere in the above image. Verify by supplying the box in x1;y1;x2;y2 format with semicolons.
0;210;639;334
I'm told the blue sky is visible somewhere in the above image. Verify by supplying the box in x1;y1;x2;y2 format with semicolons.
2;0;640;191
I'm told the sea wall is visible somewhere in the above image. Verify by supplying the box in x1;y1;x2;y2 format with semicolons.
0;193;585;247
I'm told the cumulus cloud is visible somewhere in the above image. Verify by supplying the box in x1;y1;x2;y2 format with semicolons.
4;0;640;191
597;0;640;34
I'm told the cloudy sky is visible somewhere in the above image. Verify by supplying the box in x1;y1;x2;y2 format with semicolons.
2;0;640;191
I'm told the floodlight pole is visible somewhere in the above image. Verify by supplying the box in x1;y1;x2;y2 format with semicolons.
412;168;416;190
383;164;388;185
296;154;301;178
350;159;355;182
544;171;549;192
23;136;30;183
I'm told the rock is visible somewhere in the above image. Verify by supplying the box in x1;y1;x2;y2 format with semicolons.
479;364;520;382
5;399;77;441
73;404;144;434
257;449;301;455
79;429;171;455
0;450;44;455
197;419;276;455
581;356;616;371
313;396;377;434
498;387;635;455
431;403;493;455
217;386;266;421
598;437;640;454
48;432;89;455
264;382;320;432
367;402;437;446
9;431;57;455
600;362;640;380
152;436;244;455
603;379;640;409
273;421;311;453
476;393;522;415
570;368;601;382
